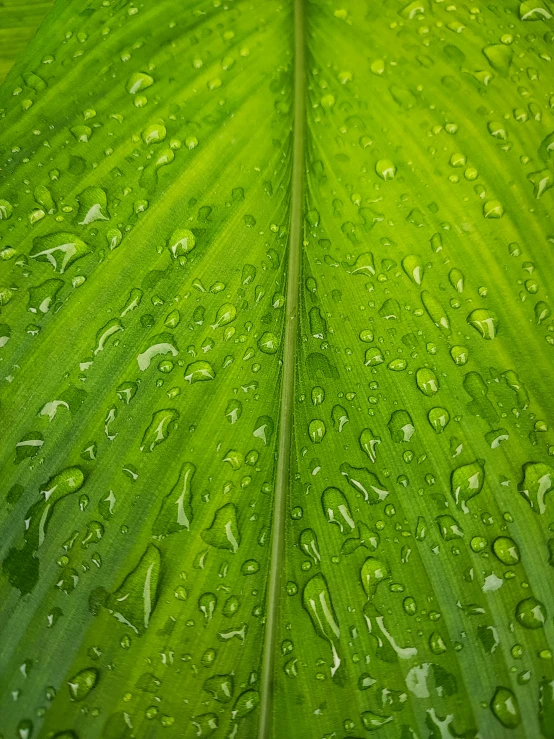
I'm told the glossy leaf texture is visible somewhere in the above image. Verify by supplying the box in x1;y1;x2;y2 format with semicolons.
1;1;554;738
0;0;53;83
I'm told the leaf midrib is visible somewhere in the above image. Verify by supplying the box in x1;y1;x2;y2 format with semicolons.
258;0;306;735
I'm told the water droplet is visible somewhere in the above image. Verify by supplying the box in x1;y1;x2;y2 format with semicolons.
467;309;499;340
416;367;439;396
515;597;546;629
402;255;424;285
126;71;154;94
365;347;384;366
168;229;195;258
421;290;450;331
490;686;521;728
212;303;236;329
0;199;13;219
308;419;326;443
204;673;233;703
483;200;504;218
375;159;396;180
436;514;464;540
68;667;99;701
519;2;552;21
428;407;450;433
76;186;109;225
138;333;178;371
302;573;341;676
257;332;279;354
321;487;355;532
360;557;389;598
340;463;389;504
28;279;63;315
359;428;380;462
184;361;215;383
201;503;240;553
30;232;91;273
492;536;520;565
152;463;195;537
140;409;179;452
519;462;554;513
451;460;485;513
389;409;415;442
299;529;321;562
106;544;160;634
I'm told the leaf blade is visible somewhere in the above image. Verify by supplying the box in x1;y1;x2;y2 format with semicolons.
1;0;554;738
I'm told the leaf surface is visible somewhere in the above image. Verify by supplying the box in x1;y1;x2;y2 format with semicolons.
1;1;554;738
0;0;53;83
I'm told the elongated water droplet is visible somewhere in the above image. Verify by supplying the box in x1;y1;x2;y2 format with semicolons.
106;544;160;634
152;463;195;537
140;409;179;452
519;462;554;513
302;574;341;676
402;255;423;285
451;460;485;513
360;557;389;598
321;487;355;532
212;303;236;329
30;232;91;273
416;367;439;396
201;503;240;553
359;428;380;462
490;686;521;728
421;290;450;331
340;463;389;504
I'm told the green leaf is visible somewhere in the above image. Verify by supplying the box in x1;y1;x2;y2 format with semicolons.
0;0;53;83
1;1;554;738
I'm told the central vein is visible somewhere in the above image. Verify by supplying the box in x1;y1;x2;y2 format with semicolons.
257;0;306;736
